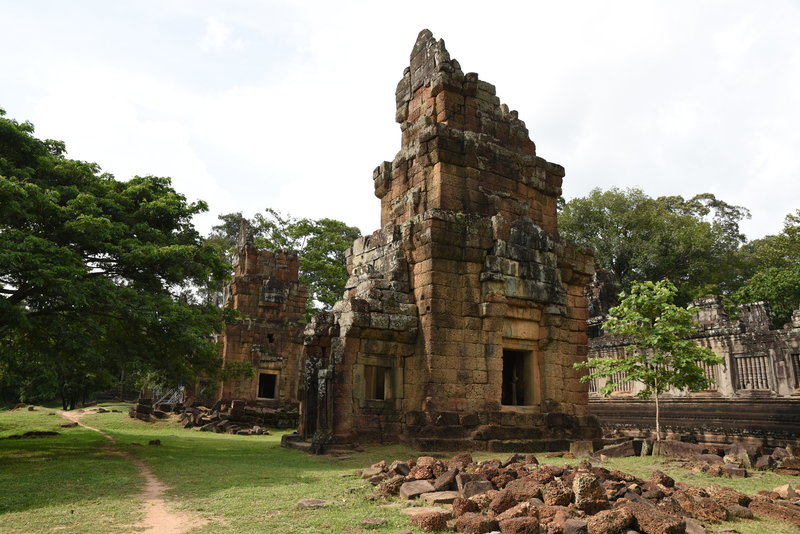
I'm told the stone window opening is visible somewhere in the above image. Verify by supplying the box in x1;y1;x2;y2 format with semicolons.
502;349;531;406
365;365;390;401
792;354;800;388
257;372;278;399
267;333;274;343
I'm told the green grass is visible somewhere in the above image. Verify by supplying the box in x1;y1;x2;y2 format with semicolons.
2;405;799;534
0;406;141;533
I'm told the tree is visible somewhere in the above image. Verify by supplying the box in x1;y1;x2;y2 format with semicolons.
210;209;361;316
734;210;800;326
0;108;229;408
560;188;750;304
574;280;723;441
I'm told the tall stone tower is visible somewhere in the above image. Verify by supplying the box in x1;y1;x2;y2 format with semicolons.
219;222;308;409
292;30;599;452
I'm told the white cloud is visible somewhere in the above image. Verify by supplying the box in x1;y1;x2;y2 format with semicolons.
199;16;244;52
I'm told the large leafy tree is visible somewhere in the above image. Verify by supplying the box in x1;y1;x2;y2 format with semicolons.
734;210;800;326
0;109;228;408
210;209;361;316
575;280;722;441
560;188;750;304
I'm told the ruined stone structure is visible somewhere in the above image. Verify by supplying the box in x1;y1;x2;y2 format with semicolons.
218;225;307;417
288;30;600;453
589;298;800;445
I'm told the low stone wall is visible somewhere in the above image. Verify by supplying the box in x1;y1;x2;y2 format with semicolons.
590;397;800;447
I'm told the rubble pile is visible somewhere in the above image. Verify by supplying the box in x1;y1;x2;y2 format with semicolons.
177;399;298;435
359;452;800;533
595;439;800;479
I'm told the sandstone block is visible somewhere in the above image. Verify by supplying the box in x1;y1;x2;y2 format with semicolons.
400;480;436;499
462;480;495;498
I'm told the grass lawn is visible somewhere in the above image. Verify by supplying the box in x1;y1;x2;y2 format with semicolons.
2;404;799;533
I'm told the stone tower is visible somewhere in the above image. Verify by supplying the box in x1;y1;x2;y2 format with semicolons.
219;222;308;408
291;30;599;452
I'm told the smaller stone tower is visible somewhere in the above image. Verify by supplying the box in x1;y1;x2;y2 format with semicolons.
219;222;308;408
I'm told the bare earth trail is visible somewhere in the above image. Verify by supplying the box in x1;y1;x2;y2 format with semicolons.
60;409;208;534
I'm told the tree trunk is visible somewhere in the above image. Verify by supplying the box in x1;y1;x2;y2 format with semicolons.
654;392;661;442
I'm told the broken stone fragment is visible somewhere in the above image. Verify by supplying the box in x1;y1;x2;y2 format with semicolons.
461;480;494;499
297;498;329;508
421;490;460;505
399;479;435;499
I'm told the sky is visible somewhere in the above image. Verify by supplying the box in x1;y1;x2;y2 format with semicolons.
2;0;799;240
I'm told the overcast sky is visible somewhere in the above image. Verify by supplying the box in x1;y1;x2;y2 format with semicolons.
3;1;798;239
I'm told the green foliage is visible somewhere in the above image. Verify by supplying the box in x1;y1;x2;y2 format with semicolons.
210;208;361;316
0;110;229;407
560;188;750;303
576;280;722;438
734;210;800;326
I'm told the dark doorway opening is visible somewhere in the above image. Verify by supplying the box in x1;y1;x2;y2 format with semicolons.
258;372;277;399
502;350;529;406
365;365;389;400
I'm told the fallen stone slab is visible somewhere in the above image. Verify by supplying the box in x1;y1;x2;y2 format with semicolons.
400;506;453;519
421;490;460;505
297;498;330;509
461;480;494;498
400;480;436;500
598;440;638;458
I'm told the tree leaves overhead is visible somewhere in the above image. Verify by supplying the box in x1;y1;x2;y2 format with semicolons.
559;187;750;304
734;209;800;326
0;109;228;407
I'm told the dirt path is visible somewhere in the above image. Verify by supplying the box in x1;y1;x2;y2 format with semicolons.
60;409;208;534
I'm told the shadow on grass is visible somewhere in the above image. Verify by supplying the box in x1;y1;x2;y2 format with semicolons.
0;426;141;516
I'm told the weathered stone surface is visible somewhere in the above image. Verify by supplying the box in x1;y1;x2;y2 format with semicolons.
598;441;637;458
749;497;800;525
409;510;450;532
498;516;540;534
720;464;747;478
218;237;306;422
616;499;686;534
704;484;751;507
400;480;436;499
505;476;543;501
585;508;634;534
542;481;573;506
421;491;460;505
463;480;495;499
773;483;797;499
573;474;609;514
672;490;727;523
297;498;329;508
455;512;499;534
294;29;600;451
453;497;481;517
433;468;459;491
488;489;518;516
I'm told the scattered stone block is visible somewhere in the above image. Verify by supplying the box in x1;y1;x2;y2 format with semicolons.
455;512;499;534
400;480;435;500
462;480;494;499
297;498;329;508
773;484;797;499
410;510;449;532
421;491;460;505
361;517;388;529
498;516;539;534
598;441;637;458
586;508;634;534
